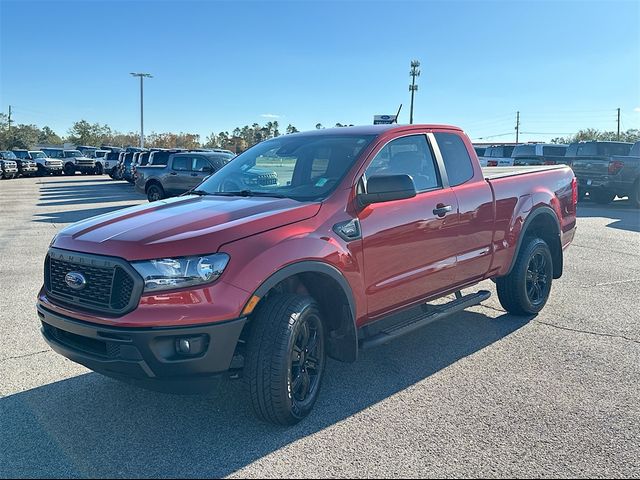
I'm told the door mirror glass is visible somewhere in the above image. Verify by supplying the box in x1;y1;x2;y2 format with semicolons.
359;174;417;205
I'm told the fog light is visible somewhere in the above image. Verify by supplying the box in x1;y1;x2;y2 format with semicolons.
175;335;208;356
177;338;191;354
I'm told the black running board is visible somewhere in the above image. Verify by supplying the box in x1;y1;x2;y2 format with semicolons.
359;290;491;350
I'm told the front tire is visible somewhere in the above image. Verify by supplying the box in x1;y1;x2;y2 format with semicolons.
95;163;103;175
630;179;640;209
244;294;326;425
496;237;553;316
146;183;165;202
64;163;75;176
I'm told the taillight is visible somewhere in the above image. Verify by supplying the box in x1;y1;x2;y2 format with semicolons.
571;176;578;207
608;160;624;175
488;160;498;167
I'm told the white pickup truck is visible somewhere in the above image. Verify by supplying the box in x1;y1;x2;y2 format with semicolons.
479;144;516;167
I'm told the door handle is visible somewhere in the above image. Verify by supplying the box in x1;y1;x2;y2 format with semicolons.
433;204;452;217
169;172;177;175
191;173;198;176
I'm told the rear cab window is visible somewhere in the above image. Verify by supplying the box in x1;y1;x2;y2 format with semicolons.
150;151;170;165
542;145;567;156
434;132;474;187
172;156;191;171
512;145;536;157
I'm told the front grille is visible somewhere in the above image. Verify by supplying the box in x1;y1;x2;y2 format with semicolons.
45;253;138;315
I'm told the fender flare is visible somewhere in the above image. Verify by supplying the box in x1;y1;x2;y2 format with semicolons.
504;205;562;277
251;260;358;362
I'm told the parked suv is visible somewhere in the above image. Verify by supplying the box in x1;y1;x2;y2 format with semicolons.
0;151;19;179
92;150;110;175
43;148;96;175
103;151;122;177
28;151;64;175
136;151;276;202
10;149;39;176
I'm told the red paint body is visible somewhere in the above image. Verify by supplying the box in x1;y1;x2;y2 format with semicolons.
40;125;576;329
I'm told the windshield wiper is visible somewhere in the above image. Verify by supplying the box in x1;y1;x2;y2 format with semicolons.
186;189;211;196
212;190;287;198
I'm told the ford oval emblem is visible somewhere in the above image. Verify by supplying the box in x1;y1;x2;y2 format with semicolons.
65;271;87;290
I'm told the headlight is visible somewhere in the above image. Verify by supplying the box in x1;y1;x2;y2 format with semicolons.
131;253;230;292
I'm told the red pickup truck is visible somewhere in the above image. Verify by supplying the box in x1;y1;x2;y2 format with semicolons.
38;124;577;425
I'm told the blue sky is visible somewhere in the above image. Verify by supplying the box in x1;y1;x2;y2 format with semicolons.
1;0;639;143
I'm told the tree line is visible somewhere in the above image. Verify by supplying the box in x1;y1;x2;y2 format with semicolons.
551;128;640;144
0;116;355;152
1;113;638;151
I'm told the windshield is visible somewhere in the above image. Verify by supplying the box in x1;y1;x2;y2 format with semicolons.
197;134;375;201
64;150;82;158
29;151;46;159
1;151;18;159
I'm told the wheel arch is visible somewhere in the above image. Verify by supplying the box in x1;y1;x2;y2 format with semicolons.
505;205;563;279
250;261;358;363
145;178;163;192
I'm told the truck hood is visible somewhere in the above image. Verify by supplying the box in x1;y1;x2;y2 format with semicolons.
53;195;321;260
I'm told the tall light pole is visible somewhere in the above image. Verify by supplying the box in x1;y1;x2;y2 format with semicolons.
130;72;152;148
409;60;420;124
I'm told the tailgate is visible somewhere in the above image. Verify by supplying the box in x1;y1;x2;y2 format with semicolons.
570;156;610;178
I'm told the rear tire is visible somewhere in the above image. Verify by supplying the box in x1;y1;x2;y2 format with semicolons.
244;294;326;425
496;237;553;316
146;183;165;202
590;189;615;205
630;179;640;209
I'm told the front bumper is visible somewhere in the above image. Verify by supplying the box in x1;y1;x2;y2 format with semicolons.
38;303;247;392
20;166;38;175
45;165;63;172
2;167;18;175
75;164;96;172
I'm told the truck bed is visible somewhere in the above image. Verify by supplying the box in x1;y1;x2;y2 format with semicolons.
482;164;567;180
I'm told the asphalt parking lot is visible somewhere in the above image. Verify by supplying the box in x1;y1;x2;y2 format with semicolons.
1;175;639;478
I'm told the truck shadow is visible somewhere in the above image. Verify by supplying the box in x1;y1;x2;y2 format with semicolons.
1;311;530;478
33;179;145;225
577;199;640;233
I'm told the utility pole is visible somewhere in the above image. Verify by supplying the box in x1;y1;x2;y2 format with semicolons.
130;72;153;148
515;111;520;144
7;105;12;137
617;108;621;140
409;60;420;124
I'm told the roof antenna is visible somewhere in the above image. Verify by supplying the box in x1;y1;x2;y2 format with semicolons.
394;104;403;123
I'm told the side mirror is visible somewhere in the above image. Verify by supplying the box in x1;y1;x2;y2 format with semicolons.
202;165;213;173
359;174;417;206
